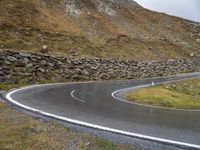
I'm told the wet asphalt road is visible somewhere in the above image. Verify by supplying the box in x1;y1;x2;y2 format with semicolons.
6;73;200;148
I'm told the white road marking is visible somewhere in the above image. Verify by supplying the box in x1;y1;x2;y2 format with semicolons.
5;84;200;149
71;90;85;103
112;82;200;112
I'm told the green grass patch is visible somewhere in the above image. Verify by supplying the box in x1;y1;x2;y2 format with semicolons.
124;78;200;109
94;138;137;150
0;83;6;90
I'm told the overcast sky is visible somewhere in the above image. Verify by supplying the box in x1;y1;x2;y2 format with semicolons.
134;0;200;22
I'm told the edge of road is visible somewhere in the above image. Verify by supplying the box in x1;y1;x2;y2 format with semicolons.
112;81;200;112
2;72;200;150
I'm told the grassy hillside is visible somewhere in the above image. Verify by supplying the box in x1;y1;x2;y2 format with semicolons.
0;0;200;60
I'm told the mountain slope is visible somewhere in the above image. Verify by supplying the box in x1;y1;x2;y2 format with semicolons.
0;0;200;60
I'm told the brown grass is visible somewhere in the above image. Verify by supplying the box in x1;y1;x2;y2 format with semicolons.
0;0;199;60
0;102;137;150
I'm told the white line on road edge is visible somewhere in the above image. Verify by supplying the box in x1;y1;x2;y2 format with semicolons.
71;90;85;103
5;85;200;150
112;83;200;112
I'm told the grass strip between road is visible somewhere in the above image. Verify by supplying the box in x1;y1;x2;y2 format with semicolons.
123;78;200;109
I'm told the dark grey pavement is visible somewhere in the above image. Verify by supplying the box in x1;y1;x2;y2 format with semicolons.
4;72;200;149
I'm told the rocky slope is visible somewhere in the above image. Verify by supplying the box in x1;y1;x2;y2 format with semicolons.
0;0;200;60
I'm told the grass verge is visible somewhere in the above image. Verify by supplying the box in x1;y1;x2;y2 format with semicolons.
123;78;200;109
0;102;137;150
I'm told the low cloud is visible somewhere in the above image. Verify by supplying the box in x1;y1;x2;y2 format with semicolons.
134;0;200;22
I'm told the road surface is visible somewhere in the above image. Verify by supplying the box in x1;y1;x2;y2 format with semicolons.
5;73;200;149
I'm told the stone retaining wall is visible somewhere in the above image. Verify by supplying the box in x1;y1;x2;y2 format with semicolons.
1;50;200;87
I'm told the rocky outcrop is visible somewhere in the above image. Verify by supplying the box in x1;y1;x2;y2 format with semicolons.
1;50;200;87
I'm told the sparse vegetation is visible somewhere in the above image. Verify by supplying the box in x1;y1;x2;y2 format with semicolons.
0;102;137;150
124;78;200;109
0;0;199;60
0;83;6;90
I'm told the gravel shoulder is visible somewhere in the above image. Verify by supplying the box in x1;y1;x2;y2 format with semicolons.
0;99;136;150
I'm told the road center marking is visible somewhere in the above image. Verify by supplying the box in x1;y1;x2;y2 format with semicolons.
4;72;200;149
5;86;200;149
71;90;85;103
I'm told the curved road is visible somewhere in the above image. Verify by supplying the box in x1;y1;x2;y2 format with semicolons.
5;73;200;149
